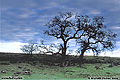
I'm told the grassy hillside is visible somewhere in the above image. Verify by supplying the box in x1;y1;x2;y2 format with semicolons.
0;52;120;80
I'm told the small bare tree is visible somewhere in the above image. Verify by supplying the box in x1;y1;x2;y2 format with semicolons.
21;40;38;55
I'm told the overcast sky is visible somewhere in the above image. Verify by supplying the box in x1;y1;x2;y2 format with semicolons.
0;0;120;57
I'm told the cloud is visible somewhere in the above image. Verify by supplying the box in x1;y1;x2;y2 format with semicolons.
0;41;26;53
88;10;101;15
100;49;120;57
111;26;120;29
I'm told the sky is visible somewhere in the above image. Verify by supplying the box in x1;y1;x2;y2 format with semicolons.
0;0;120;57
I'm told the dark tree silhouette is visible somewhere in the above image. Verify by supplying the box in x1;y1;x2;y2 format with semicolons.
21;40;38;55
75;16;117;67
44;12;117;67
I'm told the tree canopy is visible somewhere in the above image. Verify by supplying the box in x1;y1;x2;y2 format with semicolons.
44;12;117;67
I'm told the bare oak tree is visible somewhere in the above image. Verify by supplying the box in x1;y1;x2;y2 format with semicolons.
44;12;117;67
75;16;117;66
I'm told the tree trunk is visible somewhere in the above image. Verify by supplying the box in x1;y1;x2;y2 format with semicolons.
79;49;85;67
61;53;66;67
79;53;84;67
61;42;67;67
